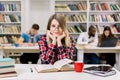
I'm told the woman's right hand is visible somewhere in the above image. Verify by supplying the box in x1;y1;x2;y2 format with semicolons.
47;30;57;45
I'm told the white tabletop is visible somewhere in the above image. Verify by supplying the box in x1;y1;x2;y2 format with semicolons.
0;64;120;80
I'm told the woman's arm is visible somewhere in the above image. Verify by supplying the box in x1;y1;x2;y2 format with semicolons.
38;36;56;64
57;37;75;60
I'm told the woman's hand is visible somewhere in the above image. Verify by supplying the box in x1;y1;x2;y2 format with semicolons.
47;30;57;45
57;32;66;46
57;32;66;41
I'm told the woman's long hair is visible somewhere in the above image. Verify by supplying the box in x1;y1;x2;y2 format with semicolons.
99;26;114;45
46;14;70;47
102;26;114;39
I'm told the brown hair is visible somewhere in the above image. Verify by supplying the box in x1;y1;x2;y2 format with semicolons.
47;14;70;47
32;24;39;30
98;26;115;46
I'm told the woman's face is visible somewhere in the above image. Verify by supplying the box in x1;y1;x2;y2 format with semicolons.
104;30;110;37
50;19;63;37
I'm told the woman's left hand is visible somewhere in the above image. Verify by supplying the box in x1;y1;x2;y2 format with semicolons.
57;32;66;41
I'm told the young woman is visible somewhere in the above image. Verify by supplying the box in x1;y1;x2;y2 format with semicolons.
77;25;99;64
38;14;75;64
98;26;118;66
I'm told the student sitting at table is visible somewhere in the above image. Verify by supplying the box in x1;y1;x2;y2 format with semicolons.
18;24;40;64
38;13;76;64
98;26;118;66
77;25;99;64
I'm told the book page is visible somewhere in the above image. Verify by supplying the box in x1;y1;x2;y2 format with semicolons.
35;65;58;73
53;58;73;70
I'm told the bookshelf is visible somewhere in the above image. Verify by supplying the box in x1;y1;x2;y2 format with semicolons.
55;0;120;43
0;0;21;44
2;0;119;44
89;0;120;35
55;0;88;43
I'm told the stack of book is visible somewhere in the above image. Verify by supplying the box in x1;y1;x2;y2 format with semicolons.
0;58;17;78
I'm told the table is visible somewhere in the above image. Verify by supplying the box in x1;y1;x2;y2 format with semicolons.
1;45;120;70
3;46;39;53
76;45;120;71
3;46;39;57
0;64;120;80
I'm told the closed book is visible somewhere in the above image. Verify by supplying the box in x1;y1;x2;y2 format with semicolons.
0;66;15;73
0;3;4;11
0;71;17;78
80;2;87;10
0;58;15;67
0;13;4;22
74;25;80;33
114;23;120;32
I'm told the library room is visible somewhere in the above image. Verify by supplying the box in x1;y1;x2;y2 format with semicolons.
0;0;120;80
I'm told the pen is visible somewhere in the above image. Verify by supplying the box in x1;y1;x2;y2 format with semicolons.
30;68;33;72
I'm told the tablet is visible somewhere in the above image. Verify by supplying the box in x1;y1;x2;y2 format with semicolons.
84;65;112;72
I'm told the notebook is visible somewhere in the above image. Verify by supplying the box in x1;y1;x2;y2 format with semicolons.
100;38;118;47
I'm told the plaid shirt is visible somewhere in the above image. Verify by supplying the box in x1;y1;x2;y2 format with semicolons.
38;35;75;64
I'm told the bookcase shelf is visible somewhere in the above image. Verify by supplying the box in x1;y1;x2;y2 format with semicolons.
89;11;120;13
89;0;120;34
0;0;21;44
0;0;21;1
67;22;87;24
55;0;120;43
55;0;87;43
55;11;87;13
56;0;87;2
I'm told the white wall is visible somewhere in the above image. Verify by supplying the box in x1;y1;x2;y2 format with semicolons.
22;0;55;34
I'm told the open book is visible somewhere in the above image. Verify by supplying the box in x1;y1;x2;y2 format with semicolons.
35;58;74;73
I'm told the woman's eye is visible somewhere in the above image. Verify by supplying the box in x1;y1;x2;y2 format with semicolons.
51;25;56;27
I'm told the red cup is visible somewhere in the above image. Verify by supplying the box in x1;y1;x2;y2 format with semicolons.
74;61;84;72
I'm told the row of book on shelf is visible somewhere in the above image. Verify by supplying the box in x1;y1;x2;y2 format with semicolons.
55;2;120;11
65;14;86;22
0;3;21;11
55;2;87;11
0;13;21;22
96;23;120;34
89;13;120;22
67;23;120;34
0;25;21;34
90;3;120;11
61;13;120;22
68;25;86;33
0;35;19;44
